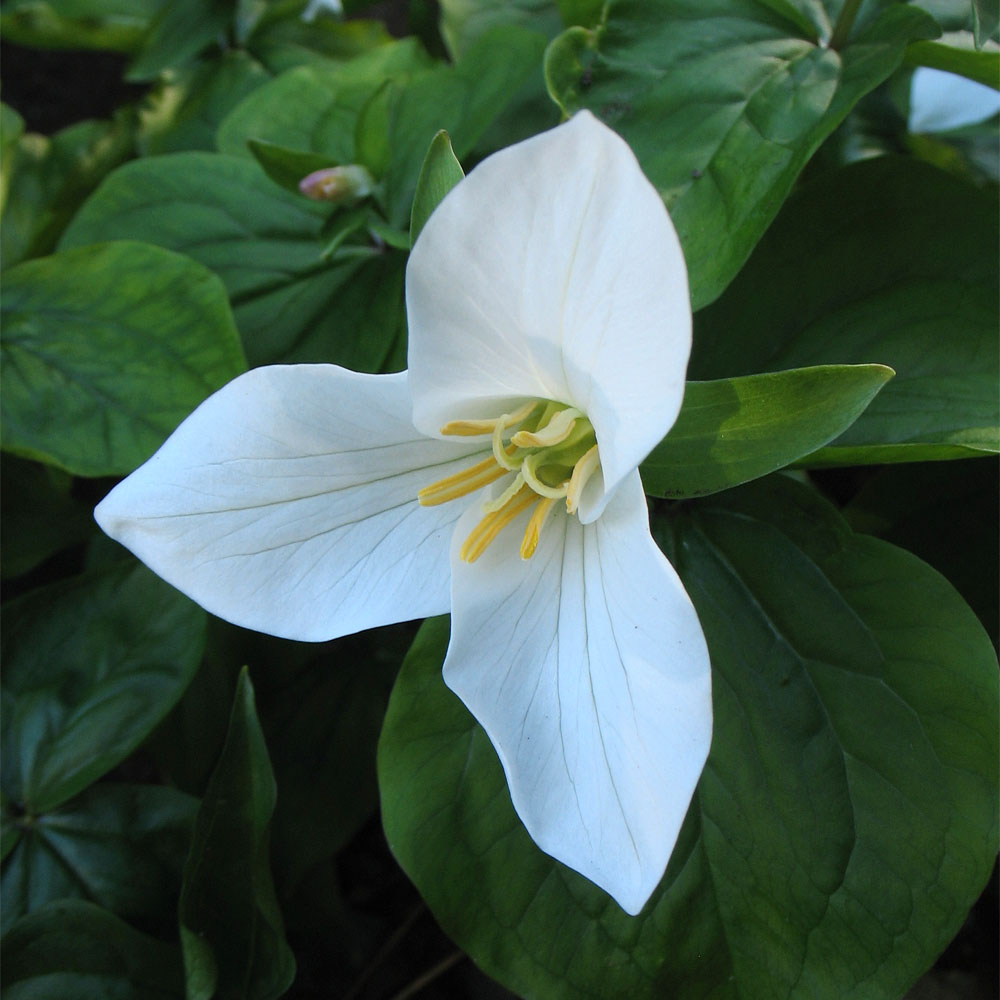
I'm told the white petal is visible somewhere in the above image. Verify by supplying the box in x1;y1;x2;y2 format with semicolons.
96;366;486;641
406;110;691;512
443;473;711;914
909;67;1000;133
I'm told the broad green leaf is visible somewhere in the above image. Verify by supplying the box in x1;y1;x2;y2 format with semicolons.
437;0;562;59
126;0;233;81
1;241;246;477
1;114;135;268
905;38;1000;87
843;459;999;644
0;0;168;52
1;899;183;1000
691;156;998;463
179;669;295;1000
59;153;405;369
247;8;395;74
371;26;547;226
641;364;893;498
0;457;92;579
379;474;998;999
1;562;206;813
139;50;272;155
247;138;347;193
215;39;434;160
409;130;464;245
1;784;197;936
544;0;940;308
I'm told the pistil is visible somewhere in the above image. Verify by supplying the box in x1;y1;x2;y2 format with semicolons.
418;397;601;563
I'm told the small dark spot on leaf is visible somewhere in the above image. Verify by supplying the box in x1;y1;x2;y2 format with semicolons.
691;168;703;180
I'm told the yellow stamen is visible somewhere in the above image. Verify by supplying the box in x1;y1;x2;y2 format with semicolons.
510;406;581;449
565;444;600;514
460;485;537;563
520;497;557;559
439;400;537;437
418;455;507;507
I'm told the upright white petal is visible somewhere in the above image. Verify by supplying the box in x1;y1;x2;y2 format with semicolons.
909;67;1000;133
443;473;712;914
407;111;691;510
96;366;485;641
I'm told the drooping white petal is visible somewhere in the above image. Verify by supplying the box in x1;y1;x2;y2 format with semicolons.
96;366;486;641
909;67;1000;133
407;111;691;513
443;473;711;914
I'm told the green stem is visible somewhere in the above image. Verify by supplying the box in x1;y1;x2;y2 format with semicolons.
829;0;864;50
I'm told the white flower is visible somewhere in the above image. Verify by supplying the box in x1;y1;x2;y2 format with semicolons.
909;66;1000;133
96;112;712;915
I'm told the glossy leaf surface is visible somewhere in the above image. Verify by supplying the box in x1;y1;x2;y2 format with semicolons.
545;0;939;308
1;241;245;477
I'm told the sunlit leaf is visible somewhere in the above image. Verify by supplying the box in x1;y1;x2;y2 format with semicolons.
545;0;939;308
641;364;892;498
1;241;245;477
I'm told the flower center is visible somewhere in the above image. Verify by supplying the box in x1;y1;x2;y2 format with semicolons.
418;400;600;563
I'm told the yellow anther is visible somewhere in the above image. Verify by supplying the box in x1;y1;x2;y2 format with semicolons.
520;497;557;559
460;485;537;563
418;455;507;507
439;400;537;438
565;444;600;514
511;407;581;449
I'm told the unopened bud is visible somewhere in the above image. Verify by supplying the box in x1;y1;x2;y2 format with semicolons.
298;165;375;203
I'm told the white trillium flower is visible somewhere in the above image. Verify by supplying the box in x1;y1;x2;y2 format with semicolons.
909;66;1000;133
96;111;713;915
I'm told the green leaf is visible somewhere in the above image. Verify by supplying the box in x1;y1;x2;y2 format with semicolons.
0;0;168;52
1;562;206;813
1;900;183;999
544;0;940;308
691;156;998;464
374;25;547;227
437;0;563;60
843;459;999;644
247;138;346;193
59;154;404;369
905;38;1000;87
179;668;295;1000
215;39;434;160
0;458;92;579
409;130;465;245
1;784;197;936
1;114;135;269
247;7;395;74
1;241;246;477
641;364;893;498
379;474;998;999
262;647;397;892
139;50;273;155
126;0;233;81
974;0;1000;45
